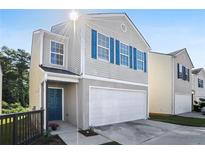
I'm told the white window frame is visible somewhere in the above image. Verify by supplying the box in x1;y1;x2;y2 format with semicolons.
97;32;110;62
136;50;144;71
50;40;65;66
120;42;129;67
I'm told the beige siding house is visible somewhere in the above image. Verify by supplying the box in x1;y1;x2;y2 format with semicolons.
29;13;151;129
192;68;205;104
149;48;194;115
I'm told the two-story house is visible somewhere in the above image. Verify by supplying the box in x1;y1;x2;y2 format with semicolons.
149;48;194;115
29;13;151;129
192;68;205;104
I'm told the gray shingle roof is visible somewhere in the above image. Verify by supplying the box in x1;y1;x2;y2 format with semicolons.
39;65;79;76
192;68;203;74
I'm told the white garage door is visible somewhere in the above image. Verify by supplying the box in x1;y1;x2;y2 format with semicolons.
89;87;147;127
175;94;192;114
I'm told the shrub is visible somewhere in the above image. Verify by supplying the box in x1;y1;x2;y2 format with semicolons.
2;101;29;114
2;101;9;109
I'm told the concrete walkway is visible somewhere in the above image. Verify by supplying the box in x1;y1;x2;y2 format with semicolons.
94;120;205;145
50;121;111;145
179;112;205;119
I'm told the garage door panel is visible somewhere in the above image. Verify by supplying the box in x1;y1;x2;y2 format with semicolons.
175;94;192;114
89;87;147;127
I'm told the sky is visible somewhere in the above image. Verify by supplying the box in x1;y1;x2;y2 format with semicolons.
0;9;205;68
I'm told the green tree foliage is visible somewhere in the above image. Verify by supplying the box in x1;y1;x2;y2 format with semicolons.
2;101;29;114
0;46;30;107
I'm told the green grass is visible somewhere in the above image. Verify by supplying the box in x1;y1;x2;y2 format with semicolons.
101;141;121;145
149;114;205;127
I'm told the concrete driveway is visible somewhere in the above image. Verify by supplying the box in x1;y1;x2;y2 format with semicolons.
94;120;205;145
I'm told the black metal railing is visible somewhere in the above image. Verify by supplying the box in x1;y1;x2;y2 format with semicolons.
0;109;44;145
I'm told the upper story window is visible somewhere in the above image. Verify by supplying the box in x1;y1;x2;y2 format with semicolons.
137;51;144;71
198;79;204;88
51;41;64;65
178;64;183;78
177;63;189;81
120;43;129;66
97;33;109;61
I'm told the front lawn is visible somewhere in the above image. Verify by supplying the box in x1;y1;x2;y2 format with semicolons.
149;114;205;127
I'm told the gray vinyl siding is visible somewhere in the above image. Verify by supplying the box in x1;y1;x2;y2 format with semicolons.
174;51;193;95
84;16;149;84
80;78;148;129
42;32;68;70
42;29;81;75
51;21;81;75
192;70;205;101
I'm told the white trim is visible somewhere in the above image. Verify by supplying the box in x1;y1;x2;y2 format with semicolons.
48;87;65;121
83;74;148;87
39;31;44;65
43;81;46;129
97;32;110;62
47;76;79;83
45;72;80;80
80;23;86;76
36;29;68;39
49;40;65;67
119;42;129;67
89;85;147;93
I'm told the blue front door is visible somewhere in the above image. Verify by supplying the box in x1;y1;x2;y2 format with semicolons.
48;88;63;121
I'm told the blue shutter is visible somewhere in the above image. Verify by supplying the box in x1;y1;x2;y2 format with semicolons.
110;37;114;64
115;40;120;65
91;29;97;59
177;63;180;78
187;69;190;81
133;48;137;70
129;46;133;68
144;52;147;72
182;66;186;80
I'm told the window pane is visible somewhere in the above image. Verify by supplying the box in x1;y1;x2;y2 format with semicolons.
51;41;56;49
98;46;109;61
120;55;129;66
98;33;109;48
120;43;128;55
51;41;64;65
137;60;144;70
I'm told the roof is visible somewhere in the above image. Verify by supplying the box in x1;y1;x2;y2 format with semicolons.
39;65;79;76
168;48;194;68
51;12;151;50
192;68;204;75
151;48;194;68
168;49;184;56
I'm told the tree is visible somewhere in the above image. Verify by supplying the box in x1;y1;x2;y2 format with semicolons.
0;46;31;107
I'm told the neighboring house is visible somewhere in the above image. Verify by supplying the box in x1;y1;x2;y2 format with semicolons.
29;13;151;129
149;48;194;115
192;68;205;104
0;64;2;114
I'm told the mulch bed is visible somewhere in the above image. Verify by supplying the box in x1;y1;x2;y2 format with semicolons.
32;135;66;145
78;129;98;137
